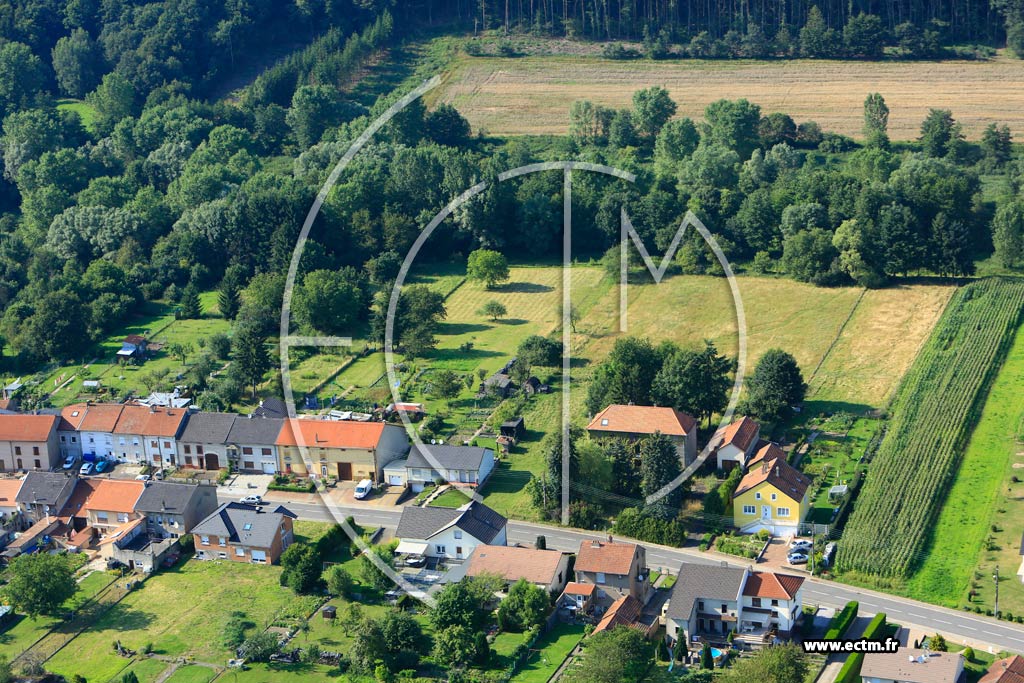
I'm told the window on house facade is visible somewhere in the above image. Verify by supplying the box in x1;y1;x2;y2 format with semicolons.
163;441;170;449
150;441;157;448
721;604;727;613
454;530;462;539
235;547;245;557
771;493;777;501
777;507;791;516
184;445;191;454
752;598;761;607
698;601;705;611
117;513;129;523
596;572;606;584
13;447;19;455
33;459;41;469
60;436;65;443
218;538;226;547
96;512;108;523
436;545;446;554
185;456;193;465
262;448;272;455
197;446;204;454
771;599;779;607
200;536;210;545
742;505;755;515
755;492;761;500
32;446;38;455
242;447;253;455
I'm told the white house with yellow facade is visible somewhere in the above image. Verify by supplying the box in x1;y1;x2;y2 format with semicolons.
731;446;811;536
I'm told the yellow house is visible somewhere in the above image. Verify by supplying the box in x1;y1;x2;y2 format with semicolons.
732;446;811;536
276;418;408;483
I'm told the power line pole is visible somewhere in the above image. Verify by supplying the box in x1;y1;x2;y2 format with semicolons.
994;566;1000;619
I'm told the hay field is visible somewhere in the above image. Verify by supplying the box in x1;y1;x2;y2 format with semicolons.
578;274;955;410
439;55;1024;139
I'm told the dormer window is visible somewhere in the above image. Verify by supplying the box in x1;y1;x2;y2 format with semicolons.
600;419;609;426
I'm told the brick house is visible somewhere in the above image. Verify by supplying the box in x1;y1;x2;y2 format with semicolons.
192;502;297;564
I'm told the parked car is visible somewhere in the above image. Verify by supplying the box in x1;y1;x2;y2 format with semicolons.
240;494;263;506
80;462;95;476
61;455;78;470
353;479;373;500
94;459;110;473
790;539;813;550
404;554;426;568
135;474;151;481
153;469;165;480
787;552;809;565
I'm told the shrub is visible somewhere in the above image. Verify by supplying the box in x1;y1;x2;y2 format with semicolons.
824;601;858;640
963;647;975;661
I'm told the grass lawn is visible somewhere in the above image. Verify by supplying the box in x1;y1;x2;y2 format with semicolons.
163;664;218;683
225;662;339;682
45;561;320;682
958;646;998;683
905;326;1024;610
113;657;171;683
56;98;98;130
509;622;585;683
0;570;115;661
430;487;472;508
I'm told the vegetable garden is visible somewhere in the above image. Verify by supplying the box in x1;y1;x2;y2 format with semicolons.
838;278;1024;579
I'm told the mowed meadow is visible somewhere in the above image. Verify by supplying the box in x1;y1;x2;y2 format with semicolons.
437;54;1024;139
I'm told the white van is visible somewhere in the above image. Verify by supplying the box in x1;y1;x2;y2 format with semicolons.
353;479;374;500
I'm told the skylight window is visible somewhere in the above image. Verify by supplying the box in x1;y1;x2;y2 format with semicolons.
243;523;252;530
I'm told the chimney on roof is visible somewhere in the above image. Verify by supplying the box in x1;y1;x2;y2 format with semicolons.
591;540;601;548
149;405;156;413
607;534;613;543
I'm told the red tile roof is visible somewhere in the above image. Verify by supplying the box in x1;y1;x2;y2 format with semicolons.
0;478;23;506
84;479;145;513
587;404;696;437
113;405;187;438
981;656;1024;683
715;416;759;452
0;414;57;442
575;539;639;576
747;442;785;468
563;582;596;596
465;545;565;585
734;458;811;501
743;570;805;600
276;418;386;449
78;403;126;432
59;404;89;431
592;594;643;635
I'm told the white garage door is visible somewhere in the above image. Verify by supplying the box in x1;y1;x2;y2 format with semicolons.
262;461;276;474
388;475;404;486
251;550;267;563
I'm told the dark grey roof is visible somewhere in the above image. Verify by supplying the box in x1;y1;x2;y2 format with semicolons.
227;415;284;445
485;374;514;388
134;481;205;514
396;501;506;544
253;398;287;419
665;562;747;622
179;412;237;444
407;445;491;472
15;471;76;506
191;502;297;548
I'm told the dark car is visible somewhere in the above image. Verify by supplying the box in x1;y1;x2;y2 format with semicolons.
404;554;427;568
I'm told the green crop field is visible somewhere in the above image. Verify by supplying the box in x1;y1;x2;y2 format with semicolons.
905;325;1024;611
838;278;1024;582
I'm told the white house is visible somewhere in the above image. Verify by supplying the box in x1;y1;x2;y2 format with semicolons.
226;415;283;474
713;416;761;471
664;562;805;647
405;444;496;493
395;501;507;561
113;405;188;466
860;649;964;683
75;403;127;460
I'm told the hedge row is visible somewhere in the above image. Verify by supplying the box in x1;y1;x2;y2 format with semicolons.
835;612;887;683
824;601;859;640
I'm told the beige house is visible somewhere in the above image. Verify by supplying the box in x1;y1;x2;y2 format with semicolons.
572;538;651;607
0;415;61;471
276;419;408;482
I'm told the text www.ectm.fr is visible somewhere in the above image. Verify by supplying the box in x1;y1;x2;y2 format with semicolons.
802;638;901;654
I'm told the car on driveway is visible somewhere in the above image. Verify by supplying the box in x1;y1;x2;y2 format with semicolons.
787;552;809;565
94;459;110;473
240;494;263;506
62;455;78;470
790;539;813;551
80;462;95;476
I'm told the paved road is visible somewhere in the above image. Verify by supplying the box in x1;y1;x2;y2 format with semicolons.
223;493;1024;653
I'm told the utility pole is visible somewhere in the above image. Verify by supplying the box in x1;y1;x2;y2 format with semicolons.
994;566;1000;619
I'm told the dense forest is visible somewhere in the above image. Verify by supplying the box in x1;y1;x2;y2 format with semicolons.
423;0;1024;54
0;0;1023;413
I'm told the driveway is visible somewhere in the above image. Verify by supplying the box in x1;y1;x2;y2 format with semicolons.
329;484;408;507
219;473;272;496
760;536;811;574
